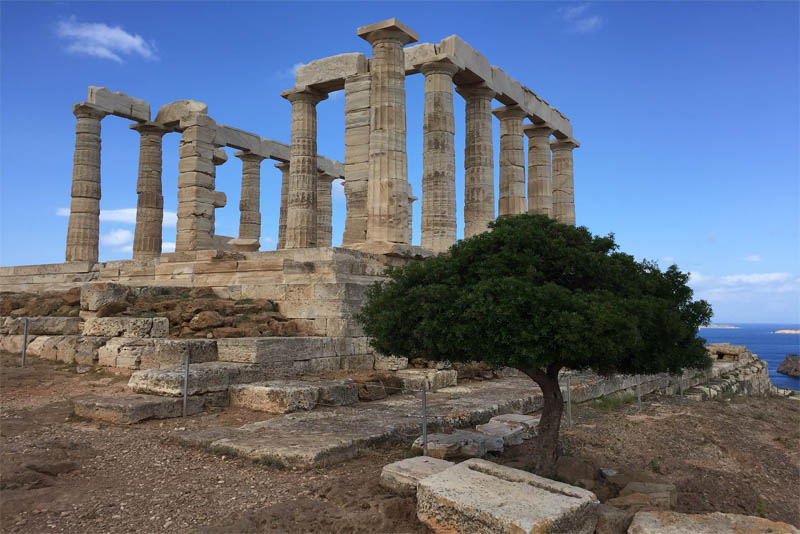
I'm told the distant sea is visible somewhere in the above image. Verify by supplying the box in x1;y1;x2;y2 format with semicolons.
699;324;800;391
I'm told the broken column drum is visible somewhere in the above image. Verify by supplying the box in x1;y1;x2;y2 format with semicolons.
420;59;459;253
132;123;168;259
65;103;106;263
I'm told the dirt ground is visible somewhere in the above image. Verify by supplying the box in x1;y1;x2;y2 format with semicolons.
2;352;798;533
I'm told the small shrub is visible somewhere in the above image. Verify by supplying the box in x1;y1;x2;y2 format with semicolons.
648;458;662;474
588;394;635;413
756;495;766;518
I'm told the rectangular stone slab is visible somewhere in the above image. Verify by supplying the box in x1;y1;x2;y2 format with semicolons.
72;394;203;424
380;456;454;496
627;511;799;534
417;458;599;534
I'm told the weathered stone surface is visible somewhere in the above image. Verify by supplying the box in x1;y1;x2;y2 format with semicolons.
374;354;408;371
411;431;490;459
416;458;599;534
490;413;540;439
72;394;203;424
83;317;169;338
154;99;208;126
475;420;524;446
295;53;368;91
620;482;677;508
88;86;150;121
189;310;224;330
315;379;359;406
80;282;130;311
627;511;799;534
216;337;335;364
380;456;453;496
229;381;319;413
3;316;82;335
595;504;633;534
608;492;671;513
129;362;272;396
396;369;458;391
556;456;600;487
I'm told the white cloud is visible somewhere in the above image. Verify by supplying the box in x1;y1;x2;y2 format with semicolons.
559;3;604;33
162;241;175;253
743;254;762;263
56;16;157;63
277;62;306;79
99;228;134;247
58;207;177;227
719;272;792;286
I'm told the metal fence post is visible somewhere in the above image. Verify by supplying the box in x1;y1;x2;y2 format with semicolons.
422;384;428;456
679;372;684;398
182;351;190;417
636;375;642;412
21;318;29;368
566;374;572;430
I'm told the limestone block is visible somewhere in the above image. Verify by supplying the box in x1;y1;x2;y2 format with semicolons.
594;504;634;534
620;482;677;508
81;282;130;311
411;431;492;459
475;420;524;446
340;353;375;371
315;379;359;406
154;99;208;127
295;53;368;91
380;456;454;496
293;356;342;376
129;362;271;396
25;335;51;357
88;86;150;122
490;413;540;439
374;355;408;371
214;124;262;153
627;511;799;534
83;317;168;338
439;35;493;83
228;381;319;413
153;339;217;368
396;369;458;391
72;394;204;424
39;336;65;360
403;43;438;73
217;337;335;364
607;492;671;513
3;317;82;335
0;334;34;354
416;459;599;534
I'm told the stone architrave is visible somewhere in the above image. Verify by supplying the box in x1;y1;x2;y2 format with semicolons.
551;138;579;226
275;162;290;249
65;103;107;262
358;19;418;246
281;87;327;249
235;151;266;248
341;74;371;247
524;124;554;218
316;174;334;247
131;122;168;259
420;59;459;253
456;83;495;238
493;105;527;217
175;113;218;251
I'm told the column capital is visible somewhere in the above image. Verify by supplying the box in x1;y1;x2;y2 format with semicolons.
130;121;169;136
280;86;328;105
419;58;460;77
72;102;107;120
455;82;495;100
550;138;580;151
274;161;290;171
235;151;266;163
492;104;527;120
523;124;554;138
357;18;418;45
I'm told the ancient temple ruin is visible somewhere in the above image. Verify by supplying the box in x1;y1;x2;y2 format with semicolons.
62;17;579;264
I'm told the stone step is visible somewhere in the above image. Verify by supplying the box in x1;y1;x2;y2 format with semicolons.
228;379;358;414
216;337;339;364
72;394;205;424
489;413;540;438
411;430;503;459
380;456;454;496
395;369;458;391
128;362;278;396
475;420;524;446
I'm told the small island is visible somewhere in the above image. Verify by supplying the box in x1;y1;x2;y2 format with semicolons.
700;324;739;329
774;329;800;334
778;354;800;377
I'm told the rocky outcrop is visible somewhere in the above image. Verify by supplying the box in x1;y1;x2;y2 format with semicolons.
777;354;800;378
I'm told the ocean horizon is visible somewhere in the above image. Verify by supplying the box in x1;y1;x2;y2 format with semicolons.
699;323;800;391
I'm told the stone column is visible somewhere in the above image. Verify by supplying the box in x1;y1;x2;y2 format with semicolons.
420;59;459;253
456;83;495;238
316;175;334;247
234;151;266;248
131;122;168;259
275;162;290;249
358;19;418;246
551;139;579;226
524;124;554;218
65;103;106;263
493;105;527;217
175;114;217;251
342;74;371;246
281;87;327;248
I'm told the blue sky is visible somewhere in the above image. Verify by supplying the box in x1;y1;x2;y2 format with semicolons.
1;1;798;323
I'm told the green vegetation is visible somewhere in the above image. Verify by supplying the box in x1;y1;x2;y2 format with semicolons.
648;458;663;474
588;394;635;413
357;214;712;477
235;298;254;305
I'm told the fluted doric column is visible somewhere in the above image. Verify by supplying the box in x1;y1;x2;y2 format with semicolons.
493;105;527;217
131;122;168;259
281;87;327;248
235;151;266;248
275;162;290;249
65;103;107;262
524;124;554;218
456;83;495;238
420;59;459;253
551;139;579;226
358;19;418;246
316;174;334;247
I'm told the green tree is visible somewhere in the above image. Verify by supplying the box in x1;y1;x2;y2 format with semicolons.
357;214;712;476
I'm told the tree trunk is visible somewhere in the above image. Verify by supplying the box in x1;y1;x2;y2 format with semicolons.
519;365;563;478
